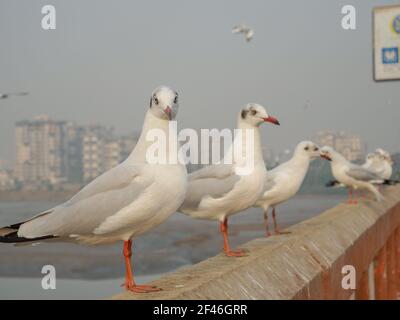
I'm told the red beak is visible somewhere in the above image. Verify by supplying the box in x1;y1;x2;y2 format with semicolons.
321;154;332;161
263;116;280;125
164;106;172;120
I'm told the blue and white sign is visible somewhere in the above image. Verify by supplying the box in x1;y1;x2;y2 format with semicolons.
382;47;399;64
374;6;400;80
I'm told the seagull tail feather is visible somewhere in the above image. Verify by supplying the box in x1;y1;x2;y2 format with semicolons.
325;180;341;187
366;183;384;202
0;223;56;243
383;179;400;185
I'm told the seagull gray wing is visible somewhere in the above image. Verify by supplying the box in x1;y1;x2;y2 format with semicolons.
188;163;234;181
346;166;381;182
263;171;277;192
18;163;153;238
180;164;240;212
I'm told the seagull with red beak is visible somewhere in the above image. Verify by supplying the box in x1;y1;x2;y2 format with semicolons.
320;146;383;204
0;86;187;293
179;103;280;257
254;141;321;237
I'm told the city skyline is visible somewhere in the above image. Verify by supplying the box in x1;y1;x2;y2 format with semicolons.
0;114;375;168
6;115;138;190
0;113;373;191
1;0;400;165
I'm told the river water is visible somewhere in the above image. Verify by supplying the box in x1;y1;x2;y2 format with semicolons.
0;194;344;299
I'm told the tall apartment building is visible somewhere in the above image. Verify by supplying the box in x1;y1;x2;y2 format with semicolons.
64;122;84;184
82;125;113;182
15;115;68;188
0;169;15;191
14;116;137;188
82;126;137;182
314;130;365;161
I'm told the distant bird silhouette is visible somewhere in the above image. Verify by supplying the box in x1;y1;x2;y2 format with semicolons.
0;92;29;100
232;24;254;42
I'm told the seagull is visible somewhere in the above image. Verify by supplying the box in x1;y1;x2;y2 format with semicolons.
362;153;389;179
232;24;254;42
320;146;384;204
327;149;397;188
179;103;280;257
0;86;188;293
0;92;29;99
374;148;393;180
254;141;321;236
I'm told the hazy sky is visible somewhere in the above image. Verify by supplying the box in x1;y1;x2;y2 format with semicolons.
1;0;399;165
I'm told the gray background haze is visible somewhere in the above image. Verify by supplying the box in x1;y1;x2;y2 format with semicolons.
0;0;399;164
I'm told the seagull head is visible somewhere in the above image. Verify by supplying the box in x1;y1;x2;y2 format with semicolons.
365;153;377;165
320;146;335;162
366;153;376;161
375;148;393;165
240;103;280;127
296;141;320;159
149;86;179;121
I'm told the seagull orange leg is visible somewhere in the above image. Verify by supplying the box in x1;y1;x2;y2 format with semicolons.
347;188;357;205
220;218;246;257
352;189;359;204
272;208;281;234
361;190;367;201
123;240;161;293
347;188;353;204
263;209;271;237
272;208;290;235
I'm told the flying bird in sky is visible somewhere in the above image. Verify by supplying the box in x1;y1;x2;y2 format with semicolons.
232;24;254;42
0;92;29;100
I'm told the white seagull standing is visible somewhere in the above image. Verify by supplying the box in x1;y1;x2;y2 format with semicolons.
374;148;393;180
232;23;254;42
327;149;397;188
254;141;321;236
320;146;383;204
0;86;188;293
0;92;29;99
179;104;280;257
362;153;389;180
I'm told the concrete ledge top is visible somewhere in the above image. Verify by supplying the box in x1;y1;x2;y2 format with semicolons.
112;186;400;300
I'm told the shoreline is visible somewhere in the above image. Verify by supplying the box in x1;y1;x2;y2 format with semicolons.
0;189;344;202
0;189;81;202
0;194;346;281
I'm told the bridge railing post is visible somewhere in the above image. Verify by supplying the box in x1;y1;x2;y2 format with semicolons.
387;233;397;299
374;245;387;300
396;228;400;300
356;269;369;300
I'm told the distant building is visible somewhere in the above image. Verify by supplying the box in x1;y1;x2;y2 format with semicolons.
0;169;15;191
13;116;137;189
118;135;137;163
15;115;69;189
64;122;84;184
314;130;365;161
82;126;137;182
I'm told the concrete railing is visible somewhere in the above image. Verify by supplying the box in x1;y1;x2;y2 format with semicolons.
113;185;400;300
